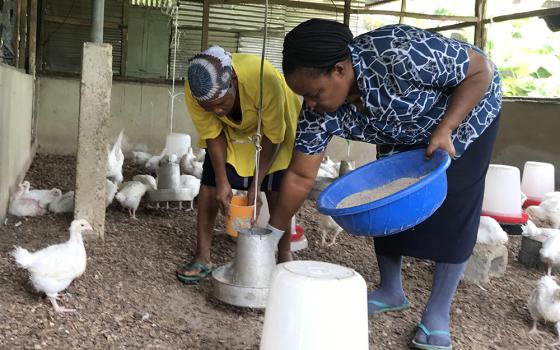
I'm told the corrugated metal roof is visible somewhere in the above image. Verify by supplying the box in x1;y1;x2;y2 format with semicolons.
170;1;363;78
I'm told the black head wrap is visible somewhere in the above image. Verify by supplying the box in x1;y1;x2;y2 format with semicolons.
283;19;353;73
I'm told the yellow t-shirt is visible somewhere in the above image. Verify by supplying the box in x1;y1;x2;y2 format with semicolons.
185;53;301;177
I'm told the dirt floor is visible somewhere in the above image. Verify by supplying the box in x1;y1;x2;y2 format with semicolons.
0;153;557;349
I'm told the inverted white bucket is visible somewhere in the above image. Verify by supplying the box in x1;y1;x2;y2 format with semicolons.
521;161;555;202
482;164;523;218
260;261;368;350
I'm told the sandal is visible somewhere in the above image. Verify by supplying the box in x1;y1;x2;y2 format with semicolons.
176;261;215;284
411;322;452;350
367;298;411;316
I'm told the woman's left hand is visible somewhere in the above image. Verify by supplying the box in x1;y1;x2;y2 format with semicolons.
426;124;456;159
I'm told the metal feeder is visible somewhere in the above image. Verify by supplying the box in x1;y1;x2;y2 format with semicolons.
146;155;194;209
212;227;283;308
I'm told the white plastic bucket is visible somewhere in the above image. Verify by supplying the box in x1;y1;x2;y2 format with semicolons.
521;161;555;203
260;261;368;350
482;164;523;218
165;133;191;158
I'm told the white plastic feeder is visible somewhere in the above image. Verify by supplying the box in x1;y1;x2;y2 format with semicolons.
165;133;191;158
521;161;555;207
482;164;528;224
260;261;368;350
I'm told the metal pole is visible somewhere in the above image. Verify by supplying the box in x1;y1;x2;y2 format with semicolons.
92;0;105;43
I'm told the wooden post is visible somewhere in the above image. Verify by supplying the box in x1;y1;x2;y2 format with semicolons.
29;0;38;77
17;0;29;69
399;0;407;24
201;0;210;50
474;0;487;49
121;0;129;76
343;0;351;26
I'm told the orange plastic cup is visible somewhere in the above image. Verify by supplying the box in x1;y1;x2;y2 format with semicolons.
226;196;254;237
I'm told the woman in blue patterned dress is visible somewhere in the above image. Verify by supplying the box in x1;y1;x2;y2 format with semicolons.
267;19;502;349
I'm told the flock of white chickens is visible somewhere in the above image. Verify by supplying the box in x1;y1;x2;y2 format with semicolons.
9;130;206;220
8;130;208;313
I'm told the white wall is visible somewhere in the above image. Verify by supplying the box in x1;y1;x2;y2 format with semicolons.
0;64;35;220
37;76;197;155
37;76;377;165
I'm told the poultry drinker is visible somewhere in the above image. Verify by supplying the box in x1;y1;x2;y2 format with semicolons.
212;226;283;308
145;154;198;209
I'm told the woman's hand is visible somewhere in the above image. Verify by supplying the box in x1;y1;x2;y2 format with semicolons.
247;183;263;224
426;124;456;159
215;180;232;216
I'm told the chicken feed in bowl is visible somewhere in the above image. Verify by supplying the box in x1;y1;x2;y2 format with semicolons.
336;176;425;209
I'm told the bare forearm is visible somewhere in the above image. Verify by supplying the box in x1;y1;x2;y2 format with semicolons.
206;132;228;184
269;151;324;232
440;48;494;130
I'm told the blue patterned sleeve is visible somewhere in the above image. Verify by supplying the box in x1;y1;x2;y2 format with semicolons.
294;106;333;155
377;25;471;89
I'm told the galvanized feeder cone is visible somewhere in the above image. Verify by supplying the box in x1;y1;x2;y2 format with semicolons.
146;155;194;206
212;227;283;308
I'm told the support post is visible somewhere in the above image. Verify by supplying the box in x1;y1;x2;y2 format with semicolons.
474;0;487;49
74;43;112;240
29;0;38;77
343;0;351;26
92;0;105;43
201;0;210;50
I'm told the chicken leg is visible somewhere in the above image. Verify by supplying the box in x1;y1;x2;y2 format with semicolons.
48;295;76;313
548;264;553;276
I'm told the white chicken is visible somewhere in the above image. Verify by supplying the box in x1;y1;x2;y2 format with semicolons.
317;156;340;179
527;275;560;345
319;215;344;247
145;148;167;174
541;233;560;276
115;181;149;219
48;191;75;214
132;151;153;167
133;174;157;191
522;220;560;239
477;216;508;245
105;179;118;207
194;148;206;162
526;198;560;229
181;148;203;179
21;187;62;209
180;174;201;210
8;183;46;217
11;219;92;313
543;192;560;203
107;130;124;185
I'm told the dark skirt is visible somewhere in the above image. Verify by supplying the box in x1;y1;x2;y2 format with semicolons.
374;117;500;263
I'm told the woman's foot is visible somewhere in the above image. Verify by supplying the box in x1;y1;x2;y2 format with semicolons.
176;259;215;284
412;321;452;349
367;289;409;316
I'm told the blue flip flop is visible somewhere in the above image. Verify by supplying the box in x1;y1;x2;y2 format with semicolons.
411;322;452;350
367;298;410;316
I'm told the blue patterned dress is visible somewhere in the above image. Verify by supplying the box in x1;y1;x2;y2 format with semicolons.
294;24;502;158
295;25;503;263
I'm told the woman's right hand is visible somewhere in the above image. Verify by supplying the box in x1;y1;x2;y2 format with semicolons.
215;180;233;216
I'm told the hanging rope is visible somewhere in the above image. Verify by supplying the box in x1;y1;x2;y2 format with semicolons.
252;0;269;222
168;0;181;134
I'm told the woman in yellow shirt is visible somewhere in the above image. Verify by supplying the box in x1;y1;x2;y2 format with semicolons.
176;46;301;283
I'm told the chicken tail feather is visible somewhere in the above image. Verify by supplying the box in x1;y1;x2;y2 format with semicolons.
11;246;34;269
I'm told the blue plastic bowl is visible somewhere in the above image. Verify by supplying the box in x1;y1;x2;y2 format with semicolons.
316;149;451;237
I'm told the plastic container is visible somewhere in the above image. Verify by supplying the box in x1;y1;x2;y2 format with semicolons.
260;261;368;350
482;164;528;224
521;161;555;207
226;196;253;237
165;133;191;158
316;149;451;237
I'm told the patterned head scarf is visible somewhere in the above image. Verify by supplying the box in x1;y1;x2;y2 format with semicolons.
187;46;233;102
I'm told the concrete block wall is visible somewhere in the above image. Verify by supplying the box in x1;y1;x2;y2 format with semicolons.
0;63;35;220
